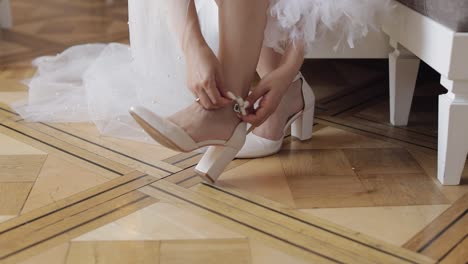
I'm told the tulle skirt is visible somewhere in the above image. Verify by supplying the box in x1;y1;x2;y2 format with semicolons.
265;0;392;52
13;0;392;142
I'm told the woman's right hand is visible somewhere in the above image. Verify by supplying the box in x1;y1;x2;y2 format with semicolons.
184;42;231;110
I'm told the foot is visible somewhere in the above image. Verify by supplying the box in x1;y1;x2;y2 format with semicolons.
168;102;240;143
252;79;304;140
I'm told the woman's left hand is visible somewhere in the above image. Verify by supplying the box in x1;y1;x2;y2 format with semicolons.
241;67;296;127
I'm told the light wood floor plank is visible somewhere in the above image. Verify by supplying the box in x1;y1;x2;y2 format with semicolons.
145;181;434;264
66;241;160;264
0;120;132;177
160;239;251;264
0;155;46;182
0;182;33;215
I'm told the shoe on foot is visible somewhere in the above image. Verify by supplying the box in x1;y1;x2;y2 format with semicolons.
130;98;247;183
236;72;315;159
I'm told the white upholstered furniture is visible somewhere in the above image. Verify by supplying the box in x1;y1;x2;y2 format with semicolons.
0;0;12;28
383;2;468;185
305;31;391;59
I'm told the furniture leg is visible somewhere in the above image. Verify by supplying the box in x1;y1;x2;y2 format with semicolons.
437;77;468;185
389;41;420;126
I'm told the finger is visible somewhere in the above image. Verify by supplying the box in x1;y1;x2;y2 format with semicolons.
246;83;269;106
203;79;229;108
196;88;215;110
242;105;273;126
242;114;267;127
215;68;231;104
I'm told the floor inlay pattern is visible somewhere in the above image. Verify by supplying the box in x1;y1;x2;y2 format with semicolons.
0;0;467;263
404;193;468;263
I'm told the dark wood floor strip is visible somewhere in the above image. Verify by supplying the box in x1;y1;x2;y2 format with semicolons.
173;153;201;165
351;115;437;145
0;123;128;175
202;182;416;261
3;107;189;175
0;171;148;233
404;193;468;252
421;214;467;261
0;192;148;259
1;194;156;264
0;177;157;245
328;88;386;117
317;78;385;113
440;237;468;264
354;113;437;138
177;176;202;188
40;122;175;174
163;166;197;184
316;117;437;151
148;184;342;264
201;183;426;263
0;107;18;116
176;174;199;185
148;181;433;264
163;152;200;166
0;169;160;262
172;154;202;169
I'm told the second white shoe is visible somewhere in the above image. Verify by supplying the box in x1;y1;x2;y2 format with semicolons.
236;72;315;159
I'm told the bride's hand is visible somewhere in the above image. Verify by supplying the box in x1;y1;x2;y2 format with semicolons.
241;67;296;126
185;42;231;110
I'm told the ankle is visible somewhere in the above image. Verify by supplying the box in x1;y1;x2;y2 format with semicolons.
168;102;241;142
197;102;238;119
286;79;304;110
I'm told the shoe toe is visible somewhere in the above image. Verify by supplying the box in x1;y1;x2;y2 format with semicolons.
236;133;282;159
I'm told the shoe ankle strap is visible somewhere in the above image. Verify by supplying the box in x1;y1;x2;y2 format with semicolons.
293;72;303;82
227;92;250;116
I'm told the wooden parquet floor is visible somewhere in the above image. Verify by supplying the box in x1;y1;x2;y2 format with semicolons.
0;0;467;263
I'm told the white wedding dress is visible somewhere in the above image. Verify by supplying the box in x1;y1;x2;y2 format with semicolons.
13;0;391;142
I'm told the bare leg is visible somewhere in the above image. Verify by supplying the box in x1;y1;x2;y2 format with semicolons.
169;0;269;142
257;47;283;78
253;45;306;140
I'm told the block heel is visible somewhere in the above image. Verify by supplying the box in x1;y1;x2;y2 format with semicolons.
291;106;314;141
195;145;240;183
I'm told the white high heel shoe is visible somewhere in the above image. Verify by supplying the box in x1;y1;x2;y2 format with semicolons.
236;72;315;159
129;92;249;184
